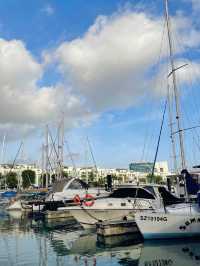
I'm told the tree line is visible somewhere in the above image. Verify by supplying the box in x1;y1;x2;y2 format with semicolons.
0;170;36;189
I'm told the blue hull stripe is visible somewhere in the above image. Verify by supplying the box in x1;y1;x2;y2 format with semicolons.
143;232;200;239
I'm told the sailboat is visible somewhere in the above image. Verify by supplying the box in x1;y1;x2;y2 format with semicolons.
135;0;200;239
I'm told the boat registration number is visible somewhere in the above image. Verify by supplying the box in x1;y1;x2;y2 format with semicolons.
140;215;167;222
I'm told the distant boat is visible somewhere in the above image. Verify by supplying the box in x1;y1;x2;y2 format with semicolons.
1;190;17;198
6;191;47;212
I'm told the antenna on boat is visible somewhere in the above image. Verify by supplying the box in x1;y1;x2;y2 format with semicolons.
165;0;186;170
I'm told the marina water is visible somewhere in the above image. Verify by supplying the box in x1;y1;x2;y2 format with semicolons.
1;203;200;266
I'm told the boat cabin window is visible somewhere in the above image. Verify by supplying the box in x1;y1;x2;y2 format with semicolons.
143;186;156;197
109;187;155;199
68;180;83;189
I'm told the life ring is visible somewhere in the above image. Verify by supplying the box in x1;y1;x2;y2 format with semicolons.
83;194;95;207
73;194;81;205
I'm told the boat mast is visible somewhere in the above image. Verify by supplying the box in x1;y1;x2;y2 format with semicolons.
167;84;178;173
45;124;49;188
165;0;186;170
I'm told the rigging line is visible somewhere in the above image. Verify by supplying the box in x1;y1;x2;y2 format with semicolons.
174;100;200;155
181;91;200;154
172;108;200;165
179;87;200;154
142;16;167;162
172;125;200;135
48;128;62;168
1;133;6;164
86;136;98;174
65;140;77;176
48;128;63;182
8;141;23;176
165;0;186;169
150;99;167;183
152;13;167;96
171;18;200;123
179;63;200;130
167;64;188;78
192;135;197;166
167;84;178;173
171;126;200;164
47;120;63;162
140;129;148;162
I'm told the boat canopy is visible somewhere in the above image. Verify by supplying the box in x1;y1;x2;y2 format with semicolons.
108;187;155;199
52;178;88;192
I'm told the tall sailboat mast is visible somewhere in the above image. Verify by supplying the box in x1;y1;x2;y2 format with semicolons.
167;84;178;172
165;0;186;170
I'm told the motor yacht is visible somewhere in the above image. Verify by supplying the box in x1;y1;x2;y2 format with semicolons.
59;184;182;229
43;177;110;211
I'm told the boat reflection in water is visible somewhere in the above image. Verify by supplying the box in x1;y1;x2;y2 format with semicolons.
48;227;200;266
1;207;200;266
139;240;200;266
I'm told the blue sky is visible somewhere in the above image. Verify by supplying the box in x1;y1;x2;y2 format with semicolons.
0;0;200;171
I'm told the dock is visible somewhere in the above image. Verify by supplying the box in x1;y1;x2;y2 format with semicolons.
44;209;74;220
96;219;139;237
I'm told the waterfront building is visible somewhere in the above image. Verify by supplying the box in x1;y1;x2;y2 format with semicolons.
0;160;170;188
0;163;42;187
129;161;170;182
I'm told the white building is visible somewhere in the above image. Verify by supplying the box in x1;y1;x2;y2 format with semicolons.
0;160;170;188
0;163;42;187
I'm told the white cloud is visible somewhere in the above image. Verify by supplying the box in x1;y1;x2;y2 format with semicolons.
1;9;200;141
191;0;200;11
0;39;95;139
52;10;200;112
152;59;200;98
42;4;54;16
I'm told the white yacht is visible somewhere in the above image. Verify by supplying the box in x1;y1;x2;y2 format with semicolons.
135;203;200;239
7;177;110;212
43;177;110;211
6;192;47;212
59;184;182;228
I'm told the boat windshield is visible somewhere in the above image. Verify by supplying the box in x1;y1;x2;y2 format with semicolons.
109;187;155;199
158;186;183;205
52;179;71;192
68;179;88;190
143;186;156;196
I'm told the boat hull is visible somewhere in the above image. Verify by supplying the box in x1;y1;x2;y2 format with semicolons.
60;207;136;229
2;191;17;198
135;212;200;239
6;199;44;212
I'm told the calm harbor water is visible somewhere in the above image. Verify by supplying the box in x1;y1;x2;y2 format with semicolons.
0;205;200;266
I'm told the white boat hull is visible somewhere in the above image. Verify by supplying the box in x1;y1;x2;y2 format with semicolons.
135;212;200;239
59;197;157;229
6;200;24;211
6;199;44;212
60;204;154;229
65;208;135;229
